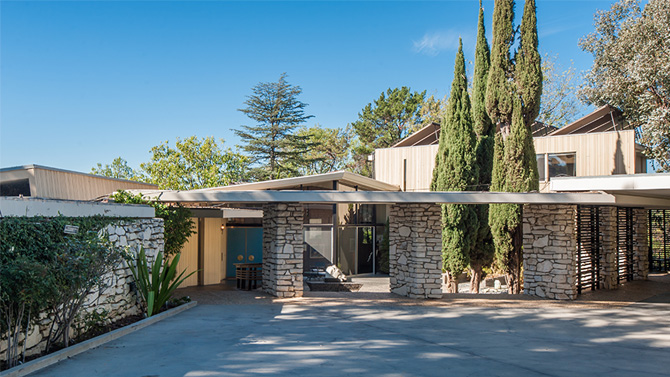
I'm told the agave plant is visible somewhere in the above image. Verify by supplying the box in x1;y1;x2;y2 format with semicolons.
129;247;196;317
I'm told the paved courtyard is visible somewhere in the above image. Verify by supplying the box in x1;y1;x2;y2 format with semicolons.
31;276;670;377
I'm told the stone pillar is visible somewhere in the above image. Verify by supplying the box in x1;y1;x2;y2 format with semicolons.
633;208;649;280
600;206;618;289
389;203;442;299
523;204;577;300
262;203;304;298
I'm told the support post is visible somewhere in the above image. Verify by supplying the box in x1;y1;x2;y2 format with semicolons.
262;203;304;298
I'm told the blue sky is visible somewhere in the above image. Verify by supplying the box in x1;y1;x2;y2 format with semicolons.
1;0;622;173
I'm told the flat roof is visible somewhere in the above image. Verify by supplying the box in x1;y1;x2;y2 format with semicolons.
150;190;670;208
550;173;670;205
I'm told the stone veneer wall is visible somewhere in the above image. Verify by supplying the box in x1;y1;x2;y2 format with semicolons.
600;206;619;289
389;203;442;299
262;203;304;298
633;208;649;280
0;218;163;359
523;204;577;300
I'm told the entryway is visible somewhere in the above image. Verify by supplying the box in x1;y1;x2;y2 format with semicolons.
226;227;263;279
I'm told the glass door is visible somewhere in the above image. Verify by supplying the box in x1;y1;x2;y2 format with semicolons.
357;227;375;274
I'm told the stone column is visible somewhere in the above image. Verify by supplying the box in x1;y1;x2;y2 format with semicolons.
262;203;304;298
389;203;442;299
523;204;577;300
633;208;649;280
600;206;618;289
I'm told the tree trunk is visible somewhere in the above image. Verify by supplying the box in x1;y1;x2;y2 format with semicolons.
470;265;483;293
445;272;458;293
507;222;524;294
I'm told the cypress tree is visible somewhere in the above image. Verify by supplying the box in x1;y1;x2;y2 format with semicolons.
431;39;479;293
470;1;495;293
487;0;541;294
485;0;515;133
516;0;542;128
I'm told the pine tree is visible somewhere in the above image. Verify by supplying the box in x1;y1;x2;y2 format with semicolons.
470;1;495;293
236;73;315;181
487;0;541;294
430;40;479;293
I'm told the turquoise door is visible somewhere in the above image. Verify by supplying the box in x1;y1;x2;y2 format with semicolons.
226;227;263;278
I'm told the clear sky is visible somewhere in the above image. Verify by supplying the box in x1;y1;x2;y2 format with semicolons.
1;0;623;173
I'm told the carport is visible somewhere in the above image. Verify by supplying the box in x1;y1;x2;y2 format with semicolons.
152;189;670;300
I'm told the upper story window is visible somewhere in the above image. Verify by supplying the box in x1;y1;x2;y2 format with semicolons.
548;153;576;178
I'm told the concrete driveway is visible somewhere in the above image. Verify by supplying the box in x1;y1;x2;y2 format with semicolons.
30;295;670;377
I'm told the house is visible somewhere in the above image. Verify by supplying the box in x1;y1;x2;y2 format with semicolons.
373;105;649;192
127;171;401;288
0;164;157;200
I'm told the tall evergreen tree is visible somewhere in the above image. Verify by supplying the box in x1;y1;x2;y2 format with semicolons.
431;40;479;293
236;73;315;180
516;0;543;127
485;0;515;134
487;0;541;294
470;1;495;293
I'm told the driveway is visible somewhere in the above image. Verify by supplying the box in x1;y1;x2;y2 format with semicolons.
30;293;670;376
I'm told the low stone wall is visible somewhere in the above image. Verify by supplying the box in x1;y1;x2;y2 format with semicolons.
523;204;577;300
0;218;163;360
262;203;304;298
389;203;442;299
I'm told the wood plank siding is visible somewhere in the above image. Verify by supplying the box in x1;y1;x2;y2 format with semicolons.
0;165;157;200
176;230;199;288
374;145;439;192
374;130;645;193
534;130;643;176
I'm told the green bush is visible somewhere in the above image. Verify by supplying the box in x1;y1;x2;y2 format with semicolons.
129;247;196;317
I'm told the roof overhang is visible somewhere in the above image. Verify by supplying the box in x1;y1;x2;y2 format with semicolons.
148;190;669;208
550;174;670;208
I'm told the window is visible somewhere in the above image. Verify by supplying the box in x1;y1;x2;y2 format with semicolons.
548;153;576;178
536;154;546;181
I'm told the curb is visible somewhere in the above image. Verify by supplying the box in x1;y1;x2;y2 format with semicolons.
1;301;197;377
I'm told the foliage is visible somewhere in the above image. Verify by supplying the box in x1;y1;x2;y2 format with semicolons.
91;157;143;181
350;87;426;176
417;95;447;129
579;0;670;171
0;216;121;367
470;1;495;293
538;54;584;128
128;247;196;317
486;0;541;294
293;125;352;175
430;40;479;292
485;0;515;130
140;136;249;190
515;0;542;128
44;235;121;351
236;73;316;180
110;190;195;257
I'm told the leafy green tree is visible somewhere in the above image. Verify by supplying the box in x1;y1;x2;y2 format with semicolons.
91;157;143;181
470;1;495;293
487;0;541;294
350;87;426;176
538;54;584;128
140;136;248;190
236;73;315;180
580;0;670;171
293;125;352;175
430;40;479;293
